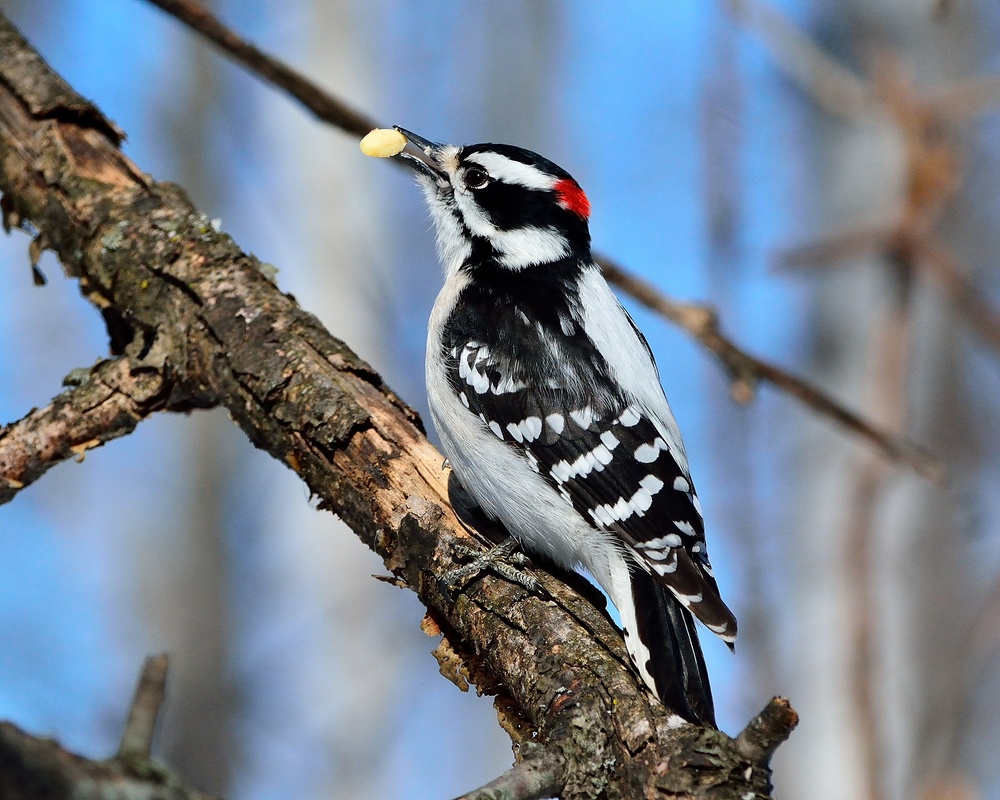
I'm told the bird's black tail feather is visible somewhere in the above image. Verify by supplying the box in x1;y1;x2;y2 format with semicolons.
631;567;716;727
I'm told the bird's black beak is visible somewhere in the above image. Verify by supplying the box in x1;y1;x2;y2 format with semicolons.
393;126;448;183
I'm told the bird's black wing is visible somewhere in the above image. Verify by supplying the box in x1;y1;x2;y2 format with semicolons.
442;331;736;645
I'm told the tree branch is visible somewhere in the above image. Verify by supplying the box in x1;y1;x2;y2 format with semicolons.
0;357;186;504
145;0;375;135
0;720;221;800
119;654;170;760
0;656;218;800
598;258;946;484
141;0;944;483
0;13;792;798
733;696;799;765
453;744;564;800
724;0;874;120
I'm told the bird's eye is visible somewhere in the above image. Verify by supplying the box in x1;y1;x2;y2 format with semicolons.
463;166;490;190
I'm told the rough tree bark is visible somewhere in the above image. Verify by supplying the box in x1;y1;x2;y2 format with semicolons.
0;14;795;800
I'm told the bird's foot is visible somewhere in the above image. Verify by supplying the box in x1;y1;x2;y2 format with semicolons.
439;537;544;600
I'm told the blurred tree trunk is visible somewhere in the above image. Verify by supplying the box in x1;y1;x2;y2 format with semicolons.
780;4;983;800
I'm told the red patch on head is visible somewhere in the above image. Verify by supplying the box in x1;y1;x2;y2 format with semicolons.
554;178;591;219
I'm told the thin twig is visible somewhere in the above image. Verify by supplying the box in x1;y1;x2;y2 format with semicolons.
118;653;170;759
142;0;945;483
777;222;897;271
917;236;1000;355
599;256;946;484
724;0;874;120
145;0;376;135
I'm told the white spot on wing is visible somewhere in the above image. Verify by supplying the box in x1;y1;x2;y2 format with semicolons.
634;437;667;463
518;416;543;442
629;487;653;515
550;460;571;483
674;591;704;607
599;430;620;450
588;504;616;527
590;496;634;526
639;474;664;495
652;556;678;575
545;413;565;434
673;476;690;492
639;534;682;550
472;368;490;394
610;497;632;520
592;444;613;465
506;422;524;443
675;520;696;537
570;406;595;429
491;375;526;394
488;420;503;439
618;406;641;427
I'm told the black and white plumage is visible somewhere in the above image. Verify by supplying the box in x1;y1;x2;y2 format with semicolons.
390;127;736;726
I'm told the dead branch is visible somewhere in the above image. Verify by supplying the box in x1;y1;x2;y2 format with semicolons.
0;13;790;798
141;0;944;483
0;357;189;504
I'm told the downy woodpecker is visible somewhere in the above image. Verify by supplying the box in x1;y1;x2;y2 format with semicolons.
374;127;736;726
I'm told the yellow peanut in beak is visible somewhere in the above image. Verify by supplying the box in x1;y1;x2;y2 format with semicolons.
360;128;408;158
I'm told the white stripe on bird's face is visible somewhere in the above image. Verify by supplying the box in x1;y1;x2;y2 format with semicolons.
446;173;570;270
462;151;558;191
490;225;571;270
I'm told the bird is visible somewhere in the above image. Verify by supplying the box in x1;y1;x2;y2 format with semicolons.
378;126;736;726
